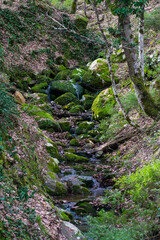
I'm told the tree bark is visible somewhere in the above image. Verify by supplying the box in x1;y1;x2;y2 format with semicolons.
139;9;145;80
118;14;160;120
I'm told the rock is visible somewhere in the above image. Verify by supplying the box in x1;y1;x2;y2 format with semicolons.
64;152;89;163
31;82;48;93
70;139;80;146
76;121;94;134
48;157;61;173
71;68;86;81
45;176;67;196
14;91;25;104
65;133;73;140
38;119;60;132
46;142;64;161
54;70;71;80
95;151;103;158
32;93;48;105
82;59;118;91
78;176;95;188
59;121;70;132
54;92;80;106
61;221;83;240
69;105;85;113
50;79;83;98
72;200;96;216
74;16;88;32
57;208;73;221
21;104;54;120
81;94;95;110
91;88;116;120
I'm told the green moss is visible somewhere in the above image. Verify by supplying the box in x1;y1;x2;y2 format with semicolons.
48;157;61;173
70;139;80;146
59;121;70;132
31;82;48;93
64;152;89;162
65;133;73;140
46;142;64;161
91;88;116;120
69;105;85;113
54;92;80;106
71;68;86;81
76;121;94;134
81;94;95;110
74;16;88;32
72;185;90;195
50;79;83;97
47;171;56;180
21;104;54;120
45;180;67;196
32;93;48;104
55;56;69;67
54;70;71;80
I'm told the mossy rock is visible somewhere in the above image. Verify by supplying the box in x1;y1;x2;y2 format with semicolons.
73;200;96;216
31;82;48;93
21;104;54;120
64;152;89;163
74;16;88;32
32;93;48;105
59;121;70;132
76;121;94;134
64;148;76;153
111;49;126;63
82;59;118;91
91;88;116;120
46;142;64;161
58;209;73;221
40;69;56;79
57;65;67;71
71;68;86;81
55;56;69;67
63;102;76;111
54;92;80;106
48;157;61;173
54;70;71;80
65;133;73;140
38;119;60;132
81;94;95;110
45;177;67;196
69;105;85;113
70;139;80;146
50;79;83;97
72;185;90;195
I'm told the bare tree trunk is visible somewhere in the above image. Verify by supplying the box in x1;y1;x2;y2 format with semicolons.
139;9;144;80
118;14;160;120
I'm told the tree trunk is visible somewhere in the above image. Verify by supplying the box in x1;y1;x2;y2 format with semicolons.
139;9;144;80
118;14;160;120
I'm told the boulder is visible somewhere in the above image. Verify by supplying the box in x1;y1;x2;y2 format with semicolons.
50;79;83;98
82;58;118;91
76;121;94;134
54;92;80;106
71;68;86;81
54;70;71;80
69;105;85;113
64;152;89;163
81;94;95;110
46;142;64;161
91;88;116;120
14;91;25;104
45;176;67;196
38;119;60;132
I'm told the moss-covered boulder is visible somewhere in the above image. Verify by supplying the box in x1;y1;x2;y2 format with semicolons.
31;82;48;93
70;139;80;146
64;152;89;163
69;105;85;113
48;157;61;173
54;92;80;106
21;104;54;120
45;176;67;196
54;70;71;80
38;119;60;132
82;59;118;91
76;121;94;134
71;68;86;81
81;94;95;110
46;142;64;161
31;93;48;105
73;200;96;216
50;79;83;97
91;88;116;120
59;121;70;132
74;16;88;32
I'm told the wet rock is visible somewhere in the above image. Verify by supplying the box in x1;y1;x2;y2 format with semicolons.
95;151;103;158
64;152;89;163
45;176;67;196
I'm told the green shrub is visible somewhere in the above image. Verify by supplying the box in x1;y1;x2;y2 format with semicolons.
121;90;139;113
144;7;160;32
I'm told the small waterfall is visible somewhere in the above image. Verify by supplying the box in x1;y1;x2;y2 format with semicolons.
45;82;51;102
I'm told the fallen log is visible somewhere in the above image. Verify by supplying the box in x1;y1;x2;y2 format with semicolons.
93;130;137;153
